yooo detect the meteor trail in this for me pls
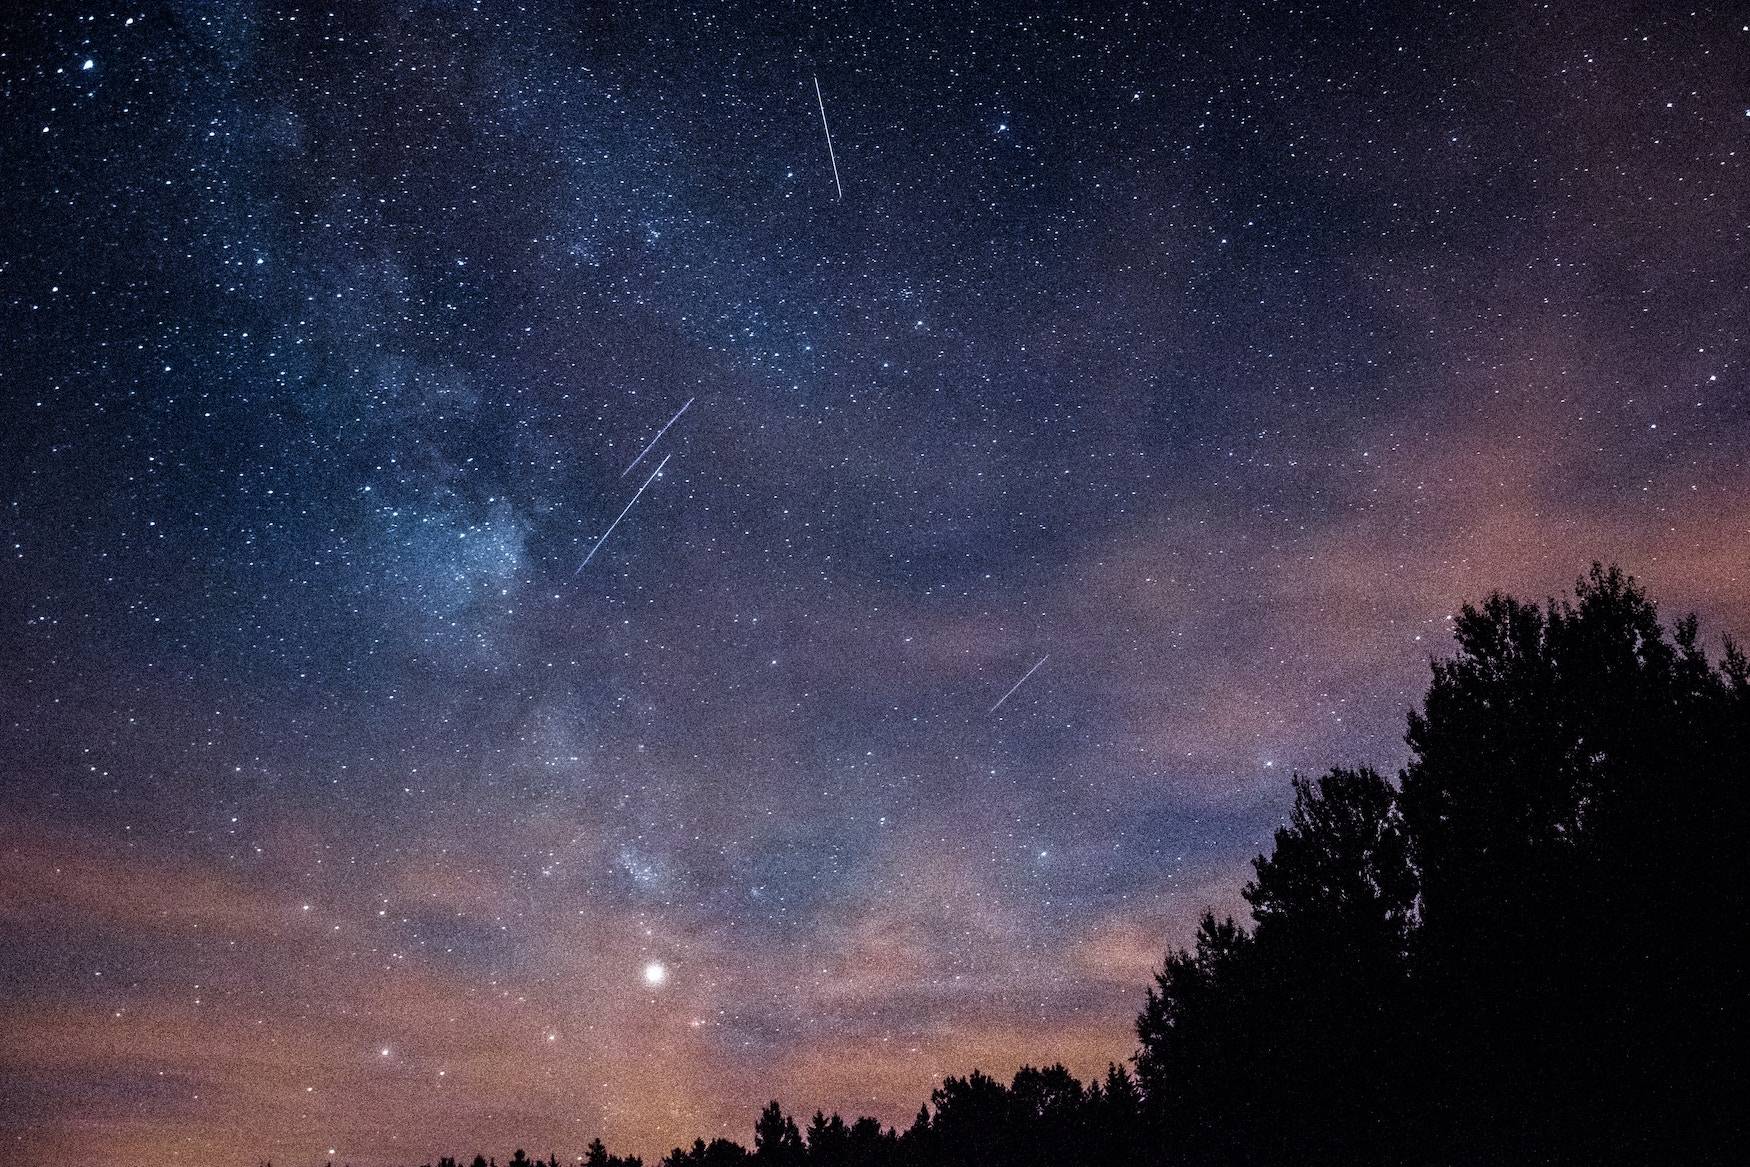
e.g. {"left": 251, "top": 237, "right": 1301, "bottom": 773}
{"left": 576, "top": 453, "right": 671, "bottom": 575}
{"left": 813, "top": 75, "right": 843, "bottom": 200}
{"left": 990, "top": 654, "right": 1050, "bottom": 713}
{"left": 622, "top": 397, "right": 694, "bottom": 478}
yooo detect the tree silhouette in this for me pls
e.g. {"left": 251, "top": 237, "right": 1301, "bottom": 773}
{"left": 1241, "top": 767, "right": 1416, "bottom": 1165}
{"left": 841, "top": 1115, "right": 897, "bottom": 1167}
{"left": 803, "top": 1111, "right": 850, "bottom": 1166}
{"left": 1396, "top": 565, "right": 1745, "bottom": 1162}
{"left": 753, "top": 1100, "right": 805, "bottom": 1166}
{"left": 661, "top": 1137, "right": 749, "bottom": 1167}
{"left": 1134, "top": 911, "right": 1256, "bottom": 1162}
{"left": 1136, "top": 564, "right": 1744, "bottom": 1164}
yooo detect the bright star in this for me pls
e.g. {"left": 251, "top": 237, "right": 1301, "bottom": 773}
{"left": 643, "top": 960, "right": 668, "bottom": 987}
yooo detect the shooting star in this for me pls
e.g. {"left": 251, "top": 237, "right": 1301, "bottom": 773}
{"left": 576, "top": 453, "right": 672, "bottom": 575}
{"left": 990, "top": 654, "right": 1050, "bottom": 713}
{"left": 813, "top": 74, "right": 843, "bottom": 200}
{"left": 622, "top": 396, "right": 693, "bottom": 477}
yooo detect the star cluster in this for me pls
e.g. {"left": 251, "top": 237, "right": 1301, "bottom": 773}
{"left": 1, "top": 2, "right": 1746, "bottom": 1163}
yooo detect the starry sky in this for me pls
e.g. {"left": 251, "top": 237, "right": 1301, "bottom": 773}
{"left": 2, "top": 2, "right": 1747, "bottom": 1163}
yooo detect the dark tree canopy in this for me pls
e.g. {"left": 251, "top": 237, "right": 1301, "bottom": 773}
{"left": 388, "top": 566, "right": 1740, "bottom": 1167}
{"left": 1136, "top": 565, "right": 1744, "bottom": 1165}
{"left": 1394, "top": 566, "right": 1745, "bottom": 1162}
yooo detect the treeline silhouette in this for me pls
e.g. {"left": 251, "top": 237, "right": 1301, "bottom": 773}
{"left": 365, "top": 566, "right": 1741, "bottom": 1167}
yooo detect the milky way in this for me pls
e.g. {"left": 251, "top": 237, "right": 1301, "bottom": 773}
{"left": 2, "top": 3, "right": 1746, "bottom": 1163}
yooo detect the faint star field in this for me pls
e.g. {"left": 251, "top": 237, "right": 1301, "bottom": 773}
{"left": 0, "top": 2, "right": 1746, "bottom": 1164}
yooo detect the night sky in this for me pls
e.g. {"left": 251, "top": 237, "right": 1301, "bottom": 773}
{"left": 2, "top": 2, "right": 1747, "bottom": 1163}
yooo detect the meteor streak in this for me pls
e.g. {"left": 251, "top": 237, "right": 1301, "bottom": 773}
{"left": 813, "top": 75, "right": 843, "bottom": 200}
{"left": 622, "top": 397, "right": 694, "bottom": 477}
{"left": 576, "top": 453, "right": 671, "bottom": 574}
{"left": 990, "top": 654, "right": 1050, "bottom": 713}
